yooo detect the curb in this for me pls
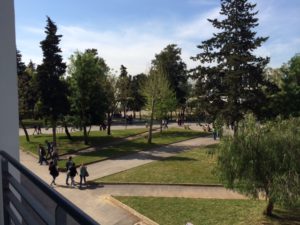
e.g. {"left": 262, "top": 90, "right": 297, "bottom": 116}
{"left": 96, "top": 182, "right": 223, "bottom": 187}
{"left": 105, "top": 195, "right": 159, "bottom": 225}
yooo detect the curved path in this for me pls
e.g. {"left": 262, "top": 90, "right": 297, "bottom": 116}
{"left": 19, "top": 136, "right": 245, "bottom": 225}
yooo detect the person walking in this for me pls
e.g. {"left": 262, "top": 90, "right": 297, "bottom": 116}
{"left": 38, "top": 144, "right": 48, "bottom": 165}
{"left": 65, "top": 156, "right": 73, "bottom": 185}
{"left": 79, "top": 163, "right": 89, "bottom": 187}
{"left": 45, "top": 140, "right": 53, "bottom": 159}
{"left": 49, "top": 161, "right": 59, "bottom": 186}
{"left": 69, "top": 163, "right": 78, "bottom": 187}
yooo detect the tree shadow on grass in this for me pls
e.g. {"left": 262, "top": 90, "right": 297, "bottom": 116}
{"left": 162, "top": 156, "right": 197, "bottom": 162}
{"left": 263, "top": 208, "right": 300, "bottom": 225}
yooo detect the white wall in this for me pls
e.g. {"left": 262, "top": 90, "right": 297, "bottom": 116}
{"left": 0, "top": 0, "right": 19, "bottom": 159}
{"left": 0, "top": 0, "right": 18, "bottom": 222}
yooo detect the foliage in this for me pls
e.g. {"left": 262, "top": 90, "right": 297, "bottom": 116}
{"left": 98, "top": 144, "right": 218, "bottom": 184}
{"left": 267, "top": 54, "right": 300, "bottom": 118}
{"left": 68, "top": 49, "right": 109, "bottom": 144}
{"left": 128, "top": 73, "right": 147, "bottom": 114}
{"left": 152, "top": 44, "right": 188, "bottom": 109}
{"left": 116, "top": 65, "right": 132, "bottom": 118}
{"left": 17, "top": 51, "right": 36, "bottom": 119}
{"left": 36, "top": 17, "right": 68, "bottom": 143}
{"left": 191, "top": 0, "right": 269, "bottom": 130}
{"left": 217, "top": 114, "right": 300, "bottom": 215}
{"left": 143, "top": 65, "right": 177, "bottom": 142}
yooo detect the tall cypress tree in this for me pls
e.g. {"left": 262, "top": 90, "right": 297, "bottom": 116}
{"left": 191, "top": 0, "right": 269, "bottom": 132}
{"left": 37, "top": 17, "right": 68, "bottom": 144}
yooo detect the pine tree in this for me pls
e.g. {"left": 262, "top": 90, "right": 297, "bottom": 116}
{"left": 37, "top": 17, "right": 68, "bottom": 144}
{"left": 191, "top": 0, "right": 269, "bottom": 132}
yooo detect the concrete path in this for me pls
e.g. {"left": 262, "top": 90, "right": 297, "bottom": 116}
{"left": 20, "top": 136, "right": 245, "bottom": 225}
{"left": 86, "top": 137, "right": 217, "bottom": 181}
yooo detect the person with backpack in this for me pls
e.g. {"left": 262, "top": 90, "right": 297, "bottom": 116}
{"left": 69, "top": 163, "right": 78, "bottom": 187}
{"left": 38, "top": 144, "right": 48, "bottom": 165}
{"left": 79, "top": 163, "right": 89, "bottom": 187}
{"left": 65, "top": 156, "right": 73, "bottom": 185}
{"left": 49, "top": 161, "right": 59, "bottom": 186}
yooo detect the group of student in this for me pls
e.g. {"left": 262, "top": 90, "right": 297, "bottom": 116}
{"left": 38, "top": 140, "right": 58, "bottom": 166}
{"left": 38, "top": 142, "right": 89, "bottom": 188}
{"left": 49, "top": 156, "right": 89, "bottom": 188}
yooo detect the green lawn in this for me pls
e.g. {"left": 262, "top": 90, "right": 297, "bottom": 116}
{"left": 57, "top": 129, "right": 207, "bottom": 168}
{"left": 97, "top": 145, "right": 219, "bottom": 184}
{"left": 116, "top": 197, "right": 300, "bottom": 225}
{"left": 20, "top": 128, "right": 148, "bottom": 155}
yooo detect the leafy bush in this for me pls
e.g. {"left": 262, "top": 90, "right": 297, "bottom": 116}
{"left": 217, "top": 114, "right": 300, "bottom": 216}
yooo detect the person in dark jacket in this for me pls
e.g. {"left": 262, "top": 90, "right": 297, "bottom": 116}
{"left": 69, "top": 163, "right": 78, "bottom": 187}
{"left": 65, "top": 156, "right": 73, "bottom": 185}
{"left": 49, "top": 161, "right": 59, "bottom": 186}
{"left": 38, "top": 144, "right": 48, "bottom": 165}
{"left": 79, "top": 163, "right": 89, "bottom": 187}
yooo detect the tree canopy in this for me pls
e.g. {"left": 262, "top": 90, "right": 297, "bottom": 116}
{"left": 217, "top": 114, "right": 300, "bottom": 216}
{"left": 68, "top": 49, "right": 109, "bottom": 144}
{"left": 152, "top": 44, "right": 188, "bottom": 111}
{"left": 36, "top": 17, "right": 68, "bottom": 143}
{"left": 191, "top": 0, "right": 269, "bottom": 131}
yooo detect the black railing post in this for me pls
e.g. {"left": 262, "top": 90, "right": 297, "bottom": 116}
{"left": 1, "top": 157, "right": 10, "bottom": 224}
{"left": 55, "top": 205, "right": 67, "bottom": 225}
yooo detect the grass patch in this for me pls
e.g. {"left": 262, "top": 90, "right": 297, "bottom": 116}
{"left": 57, "top": 128, "right": 207, "bottom": 168}
{"left": 20, "top": 128, "right": 148, "bottom": 155}
{"left": 97, "top": 144, "right": 219, "bottom": 184}
{"left": 116, "top": 197, "right": 300, "bottom": 225}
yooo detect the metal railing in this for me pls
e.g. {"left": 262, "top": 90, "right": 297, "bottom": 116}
{"left": 0, "top": 150, "right": 100, "bottom": 225}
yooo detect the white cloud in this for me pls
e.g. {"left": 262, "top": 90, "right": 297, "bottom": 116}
{"left": 175, "top": 7, "right": 220, "bottom": 40}
{"left": 16, "top": 1, "right": 300, "bottom": 75}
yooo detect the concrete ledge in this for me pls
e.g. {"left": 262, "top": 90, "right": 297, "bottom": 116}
{"left": 98, "top": 182, "right": 223, "bottom": 187}
{"left": 105, "top": 195, "right": 159, "bottom": 225}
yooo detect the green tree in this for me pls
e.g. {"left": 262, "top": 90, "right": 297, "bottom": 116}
{"left": 272, "top": 54, "right": 300, "bottom": 117}
{"left": 36, "top": 17, "right": 68, "bottom": 144}
{"left": 191, "top": 0, "right": 269, "bottom": 133}
{"left": 143, "top": 66, "right": 176, "bottom": 143}
{"left": 103, "top": 74, "right": 119, "bottom": 135}
{"left": 17, "top": 50, "right": 32, "bottom": 142}
{"left": 217, "top": 114, "right": 300, "bottom": 216}
{"left": 116, "top": 65, "right": 132, "bottom": 125}
{"left": 68, "top": 49, "right": 109, "bottom": 144}
{"left": 152, "top": 44, "right": 188, "bottom": 114}
{"left": 128, "top": 73, "right": 147, "bottom": 119}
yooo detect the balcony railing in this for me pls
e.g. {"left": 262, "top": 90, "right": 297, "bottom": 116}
{"left": 0, "top": 150, "right": 99, "bottom": 225}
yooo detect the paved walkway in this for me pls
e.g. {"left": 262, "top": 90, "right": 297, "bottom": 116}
{"left": 20, "top": 136, "right": 245, "bottom": 225}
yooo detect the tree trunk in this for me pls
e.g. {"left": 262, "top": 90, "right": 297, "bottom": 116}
{"left": 147, "top": 99, "right": 155, "bottom": 144}
{"left": 64, "top": 123, "right": 72, "bottom": 140}
{"left": 160, "top": 119, "right": 163, "bottom": 133}
{"left": 264, "top": 199, "right": 274, "bottom": 216}
{"left": 133, "top": 111, "right": 136, "bottom": 119}
{"left": 52, "top": 121, "right": 57, "bottom": 145}
{"left": 83, "top": 125, "right": 88, "bottom": 145}
{"left": 107, "top": 114, "right": 112, "bottom": 136}
{"left": 139, "top": 111, "right": 142, "bottom": 120}
{"left": 20, "top": 119, "right": 30, "bottom": 142}
{"left": 87, "top": 125, "right": 91, "bottom": 135}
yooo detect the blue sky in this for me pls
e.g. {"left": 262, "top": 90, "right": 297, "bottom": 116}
{"left": 15, "top": 0, "right": 300, "bottom": 75}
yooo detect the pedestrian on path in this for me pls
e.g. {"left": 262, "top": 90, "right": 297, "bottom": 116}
{"left": 65, "top": 156, "right": 73, "bottom": 185}
{"left": 38, "top": 144, "right": 48, "bottom": 165}
{"left": 69, "top": 163, "right": 78, "bottom": 187}
{"left": 45, "top": 140, "right": 53, "bottom": 159}
{"left": 49, "top": 161, "right": 59, "bottom": 186}
{"left": 79, "top": 163, "right": 89, "bottom": 187}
